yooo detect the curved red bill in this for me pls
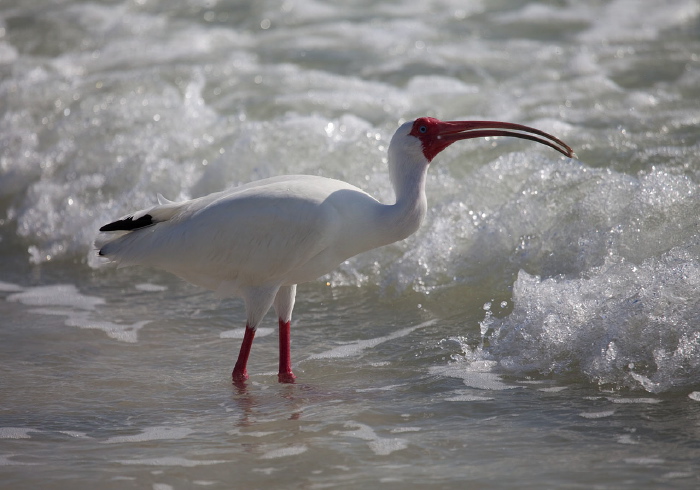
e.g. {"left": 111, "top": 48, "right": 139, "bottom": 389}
{"left": 437, "top": 120, "right": 576, "bottom": 158}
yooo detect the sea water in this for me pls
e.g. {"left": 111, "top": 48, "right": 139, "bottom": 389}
{"left": 1, "top": 0, "right": 700, "bottom": 488}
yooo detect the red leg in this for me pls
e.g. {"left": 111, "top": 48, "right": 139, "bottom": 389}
{"left": 278, "top": 319, "right": 296, "bottom": 383}
{"left": 232, "top": 325, "right": 255, "bottom": 384}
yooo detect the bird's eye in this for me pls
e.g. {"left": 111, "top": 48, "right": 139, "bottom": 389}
{"left": 419, "top": 126, "right": 427, "bottom": 133}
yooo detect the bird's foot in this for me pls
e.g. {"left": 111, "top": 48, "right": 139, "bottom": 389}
{"left": 232, "top": 368, "right": 249, "bottom": 386}
{"left": 278, "top": 371, "right": 296, "bottom": 384}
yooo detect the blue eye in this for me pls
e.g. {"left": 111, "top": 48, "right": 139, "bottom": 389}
{"left": 419, "top": 126, "right": 427, "bottom": 133}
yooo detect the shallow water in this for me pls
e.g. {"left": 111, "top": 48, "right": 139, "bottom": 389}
{"left": 1, "top": 0, "right": 700, "bottom": 488}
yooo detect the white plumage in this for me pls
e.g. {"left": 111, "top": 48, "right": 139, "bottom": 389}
{"left": 98, "top": 117, "right": 573, "bottom": 384}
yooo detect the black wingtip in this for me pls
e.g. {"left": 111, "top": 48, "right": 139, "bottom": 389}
{"left": 99, "top": 214, "right": 154, "bottom": 232}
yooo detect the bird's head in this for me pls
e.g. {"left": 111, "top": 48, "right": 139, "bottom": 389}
{"left": 407, "top": 116, "right": 575, "bottom": 162}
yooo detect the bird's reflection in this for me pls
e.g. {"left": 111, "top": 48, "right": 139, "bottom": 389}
{"left": 229, "top": 377, "right": 313, "bottom": 427}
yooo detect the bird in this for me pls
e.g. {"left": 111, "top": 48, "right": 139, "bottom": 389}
{"left": 97, "top": 117, "right": 574, "bottom": 385}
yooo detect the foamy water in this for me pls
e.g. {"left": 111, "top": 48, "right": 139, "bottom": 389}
{"left": 1, "top": 0, "right": 700, "bottom": 488}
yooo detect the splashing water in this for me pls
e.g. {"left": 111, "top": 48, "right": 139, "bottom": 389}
{"left": 2, "top": 0, "right": 700, "bottom": 488}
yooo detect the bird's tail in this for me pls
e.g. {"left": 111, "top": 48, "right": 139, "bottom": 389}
{"left": 96, "top": 194, "right": 186, "bottom": 265}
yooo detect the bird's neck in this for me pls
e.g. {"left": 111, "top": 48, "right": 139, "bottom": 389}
{"left": 383, "top": 153, "right": 429, "bottom": 242}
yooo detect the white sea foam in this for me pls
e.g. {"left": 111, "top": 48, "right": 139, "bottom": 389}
{"left": 0, "top": 427, "right": 35, "bottom": 439}
{"left": 445, "top": 394, "right": 495, "bottom": 402}
{"left": 0, "top": 455, "right": 38, "bottom": 466}
{"left": 616, "top": 434, "right": 639, "bottom": 445}
{"left": 103, "top": 426, "right": 194, "bottom": 444}
{"left": 6, "top": 284, "right": 149, "bottom": 342}
{"left": 63, "top": 311, "right": 148, "bottom": 343}
{"left": 114, "top": 457, "right": 226, "bottom": 467}
{"left": 578, "top": 410, "right": 616, "bottom": 419}
{"left": 7, "top": 285, "right": 104, "bottom": 310}
{"left": 431, "top": 361, "right": 515, "bottom": 391}
{"left": 135, "top": 283, "right": 168, "bottom": 292}
{"left": 367, "top": 439, "right": 409, "bottom": 457}
{"left": 332, "top": 422, "right": 408, "bottom": 456}
{"left": 389, "top": 427, "right": 421, "bottom": 433}
{"left": 467, "top": 240, "right": 700, "bottom": 392}
{"left": 624, "top": 457, "right": 665, "bottom": 466}
{"left": 260, "top": 445, "right": 308, "bottom": 459}
{"left": 309, "top": 320, "right": 436, "bottom": 359}
{"left": 608, "top": 397, "right": 662, "bottom": 405}
{"left": 58, "top": 431, "right": 91, "bottom": 438}
{"left": 355, "top": 384, "right": 406, "bottom": 393}
{"left": 0, "top": 281, "right": 24, "bottom": 292}
{"left": 538, "top": 386, "right": 568, "bottom": 393}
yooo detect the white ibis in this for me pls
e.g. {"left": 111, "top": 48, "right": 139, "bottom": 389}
{"left": 98, "top": 117, "right": 574, "bottom": 384}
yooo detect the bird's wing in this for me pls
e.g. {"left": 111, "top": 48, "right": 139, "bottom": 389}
{"left": 98, "top": 176, "right": 357, "bottom": 292}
